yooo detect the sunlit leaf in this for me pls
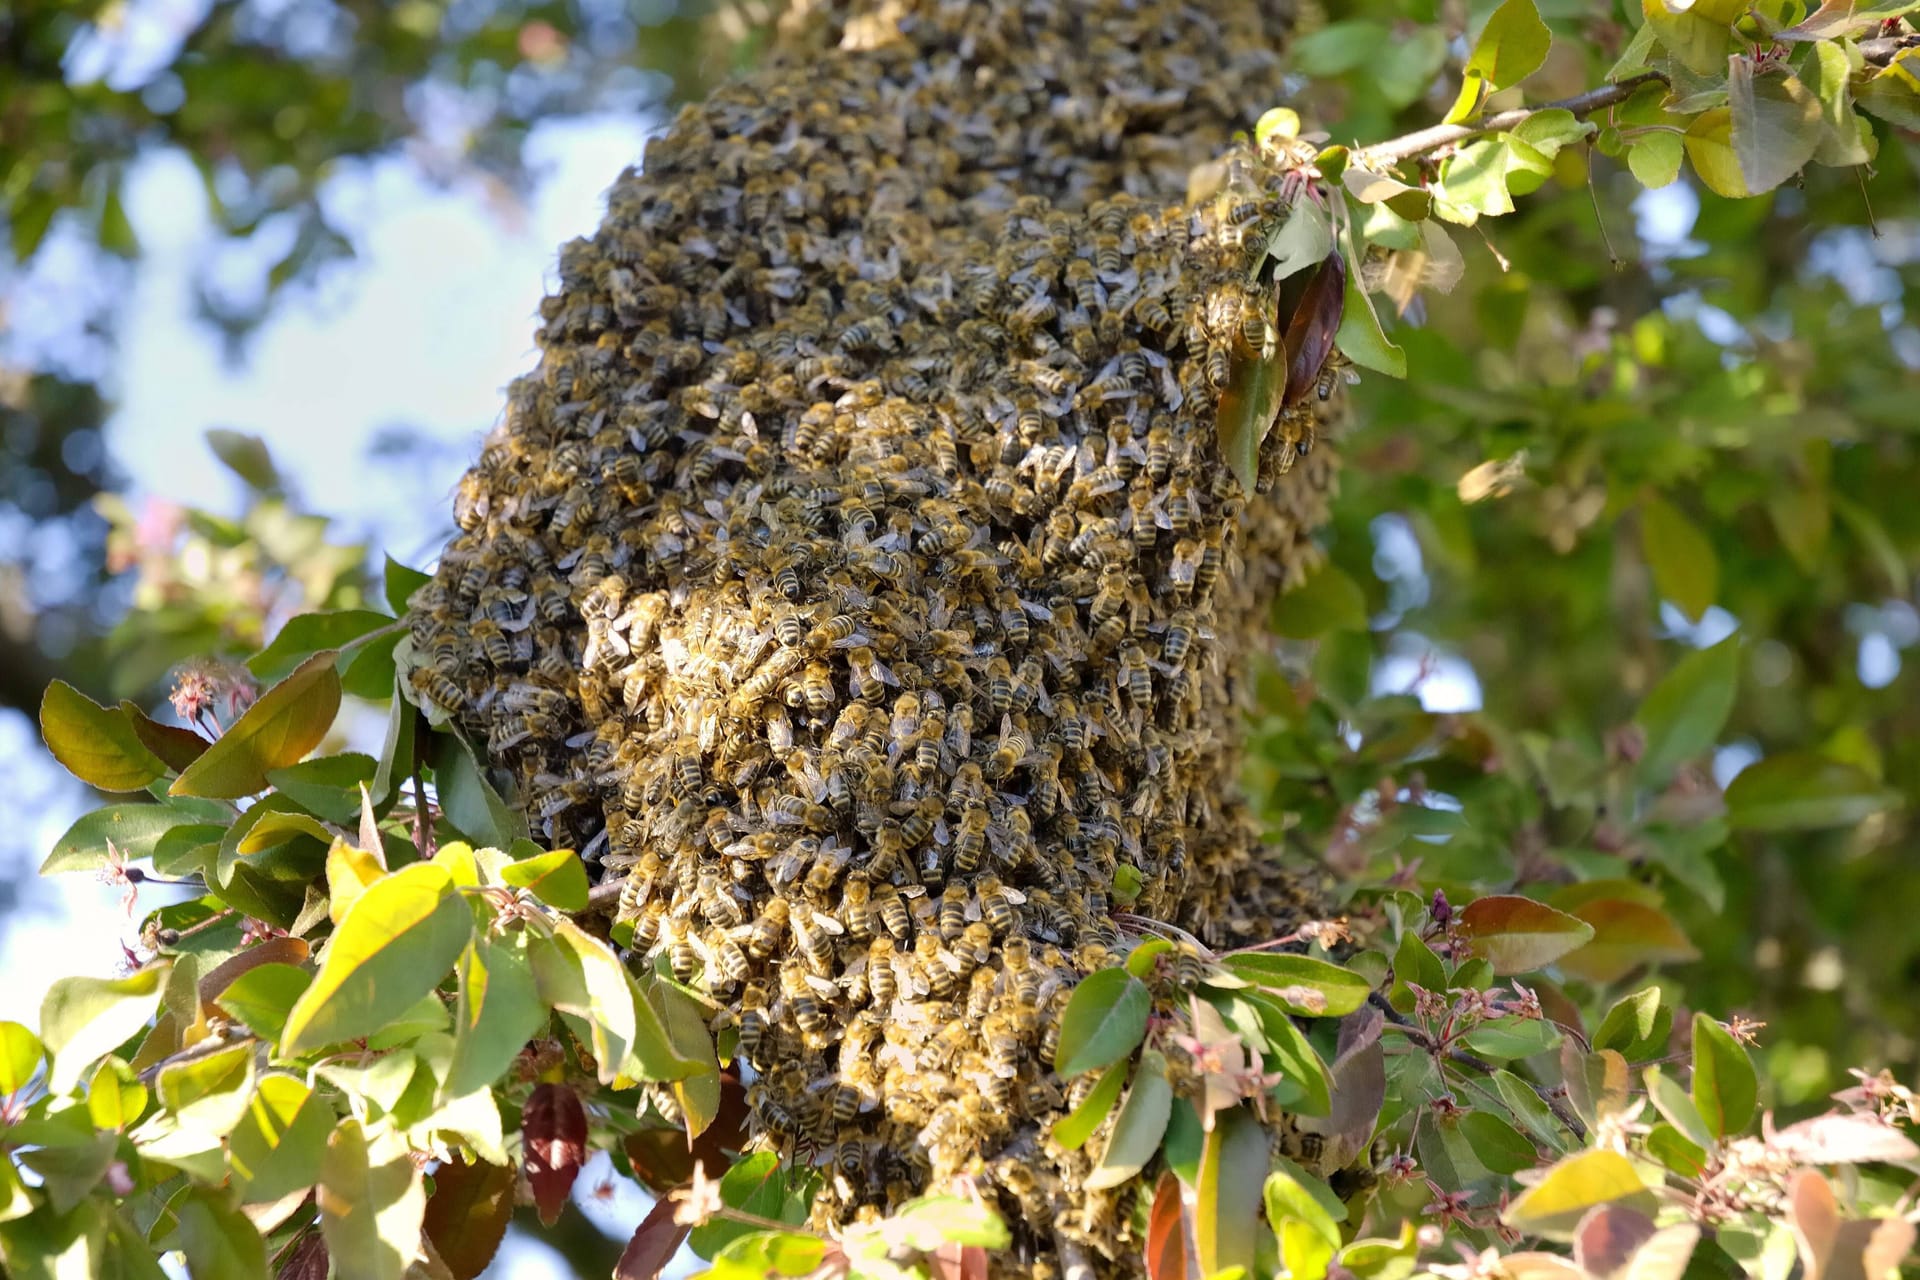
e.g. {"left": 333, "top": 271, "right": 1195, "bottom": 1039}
{"left": 447, "top": 931, "right": 545, "bottom": 1101}
{"left": 500, "top": 845, "right": 590, "bottom": 912}
{"left": 1195, "top": 1107, "right": 1267, "bottom": 1279}
{"left": 1683, "top": 108, "right": 1749, "bottom": 197}
{"left": 39, "top": 681, "right": 170, "bottom": 792}
{"left": 1503, "top": 1149, "right": 1656, "bottom": 1240}
{"left": 1055, "top": 968, "right": 1151, "bottom": 1078}
{"left": 1457, "top": 896, "right": 1595, "bottom": 974}
{"left": 530, "top": 919, "right": 694, "bottom": 1084}
{"left": 1465, "top": 0, "right": 1551, "bottom": 91}
{"left": 172, "top": 652, "right": 343, "bottom": 799}
{"left": 1691, "top": 1012, "right": 1756, "bottom": 1140}
{"left": 0, "top": 1022, "right": 44, "bottom": 1096}
{"left": 1642, "top": 0, "right": 1748, "bottom": 73}
{"left": 318, "top": 1118, "right": 426, "bottom": 1280}
{"left": 1333, "top": 260, "right": 1405, "bottom": 378}
{"left": 1593, "top": 987, "right": 1671, "bottom": 1060}
{"left": 1770, "top": 1111, "right": 1920, "bottom": 1165}
{"left": 1261, "top": 201, "right": 1333, "bottom": 282}
{"left": 41, "top": 963, "right": 169, "bottom": 1095}
{"left": 1645, "top": 1066, "right": 1714, "bottom": 1149}
{"left": 280, "top": 862, "right": 471, "bottom": 1056}
{"left": 1216, "top": 953, "right": 1370, "bottom": 1016}
{"left": 1627, "top": 132, "right": 1685, "bottom": 188}
{"left": 229, "top": 1074, "right": 335, "bottom": 1205}
{"left": 1780, "top": 0, "right": 1920, "bottom": 40}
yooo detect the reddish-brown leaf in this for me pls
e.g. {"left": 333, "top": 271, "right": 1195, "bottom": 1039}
{"left": 523, "top": 1082, "right": 588, "bottom": 1226}
{"left": 614, "top": 1194, "right": 691, "bottom": 1280}
{"left": 1145, "top": 1170, "right": 1190, "bottom": 1280}
{"left": 1573, "top": 1202, "right": 1657, "bottom": 1275}
{"left": 929, "top": 1241, "right": 990, "bottom": 1280}
{"left": 275, "top": 1231, "right": 329, "bottom": 1280}
{"left": 422, "top": 1157, "right": 515, "bottom": 1280}
{"left": 624, "top": 1070, "right": 750, "bottom": 1195}
{"left": 120, "top": 701, "right": 210, "bottom": 771}
{"left": 197, "top": 936, "right": 312, "bottom": 1020}
{"left": 1281, "top": 252, "right": 1346, "bottom": 407}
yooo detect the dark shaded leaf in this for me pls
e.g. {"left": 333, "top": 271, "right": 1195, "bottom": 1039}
{"left": 614, "top": 1195, "right": 692, "bottom": 1280}
{"left": 1724, "top": 755, "right": 1900, "bottom": 830}
{"left": 119, "top": 702, "right": 211, "bottom": 772}
{"left": 1282, "top": 252, "right": 1346, "bottom": 406}
{"left": 422, "top": 1157, "right": 514, "bottom": 1280}
{"left": 523, "top": 1083, "right": 589, "bottom": 1227}
{"left": 1458, "top": 896, "right": 1594, "bottom": 975}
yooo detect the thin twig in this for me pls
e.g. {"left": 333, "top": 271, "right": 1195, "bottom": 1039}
{"left": 1356, "top": 72, "right": 1665, "bottom": 168}
{"left": 1369, "top": 992, "right": 1589, "bottom": 1140}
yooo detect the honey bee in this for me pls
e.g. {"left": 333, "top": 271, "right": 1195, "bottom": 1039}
{"left": 986, "top": 721, "right": 1032, "bottom": 779}
{"left": 874, "top": 884, "right": 911, "bottom": 940}
{"left": 867, "top": 936, "right": 900, "bottom": 1003}
{"left": 408, "top": 667, "right": 467, "bottom": 715}
{"left": 938, "top": 884, "right": 969, "bottom": 939}
{"left": 800, "top": 662, "right": 836, "bottom": 717}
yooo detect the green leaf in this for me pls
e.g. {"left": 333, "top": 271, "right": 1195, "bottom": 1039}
{"left": 1235, "top": 990, "right": 1333, "bottom": 1116}
{"left": 1645, "top": 1066, "right": 1715, "bottom": 1149}
{"left": 1087, "top": 1049, "right": 1175, "bottom": 1189}
{"left": 1291, "top": 21, "right": 1390, "bottom": 75}
{"left": 38, "top": 681, "right": 168, "bottom": 792}
{"left": 1216, "top": 302, "right": 1288, "bottom": 496}
{"left": 1457, "top": 896, "right": 1595, "bottom": 975}
{"left": 1055, "top": 968, "right": 1152, "bottom": 1078}
{"left": 279, "top": 863, "right": 472, "bottom": 1057}
{"left": 447, "top": 931, "right": 546, "bottom": 1101}
{"left": 1644, "top": 1122, "right": 1709, "bottom": 1177}
{"left": 1460, "top": 1109, "right": 1540, "bottom": 1174}
{"left": 1627, "top": 132, "right": 1686, "bottom": 188}
{"left": 689, "top": 1153, "right": 809, "bottom": 1259}
{"left": 1262, "top": 200, "right": 1334, "bottom": 282}
{"left": 648, "top": 977, "right": 723, "bottom": 1140}
{"left": 41, "top": 964, "right": 169, "bottom": 1095}
{"left": 319, "top": 1119, "right": 427, "bottom": 1280}
{"left": 1594, "top": 988, "right": 1671, "bottom": 1060}
{"left": 1465, "top": 0, "right": 1552, "bottom": 91}
{"left": 1725, "top": 754, "right": 1899, "bottom": 830}
{"left": 1052, "top": 1057, "right": 1130, "bottom": 1151}
{"left": 157, "top": 1041, "right": 256, "bottom": 1137}
{"left": 1334, "top": 267, "right": 1406, "bottom": 378}
{"left": 371, "top": 685, "right": 420, "bottom": 809}
{"left": 1801, "top": 42, "right": 1875, "bottom": 165}
{"left": 0, "top": 1022, "right": 44, "bottom": 1095}
{"left": 1459, "top": 1014, "right": 1563, "bottom": 1060}
{"left": 1436, "top": 139, "right": 1518, "bottom": 218}
{"left": 18, "top": 1131, "right": 118, "bottom": 1215}
{"left": 431, "top": 731, "right": 525, "bottom": 848}
{"left": 531, "top": 919, "right": 694, "bottom": 1084}
{"left": 500, "top": 846, "right": 590, "bottom": 912}
{"left": 267, "top": 753, "right": 378, "bottom": 824}
{"left": 1271, "top": 563, "right": 1368, "bottom": 638}
{"left": 171, "top": 652, "right": 343, "bottom": 799}
{"left": 248, "top": 611, "right": 393, "bottom": 683}
{"left": 1856, "top": 53, "right": 1920, "bottom": 128}
{"left": 229, "top": 1073, "right": 335, "bottom": 1204}
{"left": 1214, "top": 953, "right": 1371, "bottom": 1016}
{"left": 1509, "top": 109, "right": 1596, "bottom": 157}
{"left": 384, "top": 556, "right": 432, "bottom": 616}
{"left": 1683, "top": 108, "right": 1749, "bottom": 197}
{"left": 1502, "top": 1149, "right": 1656, "bottom": 1240}
{"left": 1195, "top": 1107, "right": 1268, "bottom": 1278}
{"left": 205, "top": 429, "right": 281, "bottom": 493}
{"left": 217, "top": 964, "right": 312, "bottom": 1042}
{"left": 1639, "top": 494, "right": 1719, "bottom": 624}
{"left": 1728, "top": 60, "right": 1822, "bottom": 194}
{"left": 1390, "top": 932, "right": 1446, "bottom": 1007}
{"left": 170, "top": 1188, "right": 269, "bottom": 1280}
{"left": 1265, "top": 1161, "right": 1345, "bottom": 1246}
{"left": 1690, "top": 1012, "right": 1756, "bottom": 1140}
{"left": 1635, "top": 635, "right": 1738, "bottom": 782}
{"left": 1494, "top": 1070, "right": 1573, "bottom": 1152}
{"left": 1643, "top": 0, "right": 1748, "bottom": 73}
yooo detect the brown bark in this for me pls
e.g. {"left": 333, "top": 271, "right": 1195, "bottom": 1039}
{"left": 414, "top": 0, "right": 1341, "bottom": 1270}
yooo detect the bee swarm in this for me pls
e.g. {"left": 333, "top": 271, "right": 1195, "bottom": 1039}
{"left": 414, "top": 0, "right": 1341, "bottom": 1270}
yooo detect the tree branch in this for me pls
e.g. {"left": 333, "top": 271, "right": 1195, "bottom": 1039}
{"left": 1356, "top": 72, "right": 1666, "bottom": 169}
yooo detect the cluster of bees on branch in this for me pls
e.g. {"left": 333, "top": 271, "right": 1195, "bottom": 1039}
{"left": 412, "top": 0, "right": 1342, "bottom": 1268}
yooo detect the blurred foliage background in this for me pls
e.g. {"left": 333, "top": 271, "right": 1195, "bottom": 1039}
{"left": 2, "top": 0, "right": 1917, "bottom": 1255}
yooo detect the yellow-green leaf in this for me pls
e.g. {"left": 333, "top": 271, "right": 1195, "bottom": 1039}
{"left": 1195, "top": 1107, "right": 1268, "bottom": 1278}
{"left": 1725, "top": 755, "right": 1900, "bottom": 830}
{"left": 1683, "top": 108, "right": 1749, "bottom": 197}
{"left": 1503, "top": 1149, "right": 1656, "bottom": 1240}
{"left": 230, "top": 1074, "right": 336, "bottom": 1204}
{"left": 1051, "top": 1058, "right": 1129, "bottom": 1151}
{"left": 39, "top": 681, "right": 168, "bottom": 792}
{"left": 447, "top": 932, "right": 546, "bottom": 1101}
{"left": 500, "top": 846, "right": 590, "bottom": 912}
{"left": 1465, "top": 0, "right": 1552, "bottom": 90}
{"left": 0, "top": 1022, "right": 43, "bottom": 1095}
{"left": 171, "top": 652, "right": 343, "bottom": 799}
{"left": 41, "top": 963, "right": 170, "bottom": 1095}
{"left": 1643, "top": 0, "right": 1748, "bottom": 73}
{"left": 319, "top": 1119, "right": 426, "bottom": 1280}
{"left": 280, "top": 863, "right": 472, "bottom": 1057}
{"left": 531, "top": 919, "right": 694, "bottom": 1084}
{"left": 1635, "top": 634, "right": 1739, "bottom": 783}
